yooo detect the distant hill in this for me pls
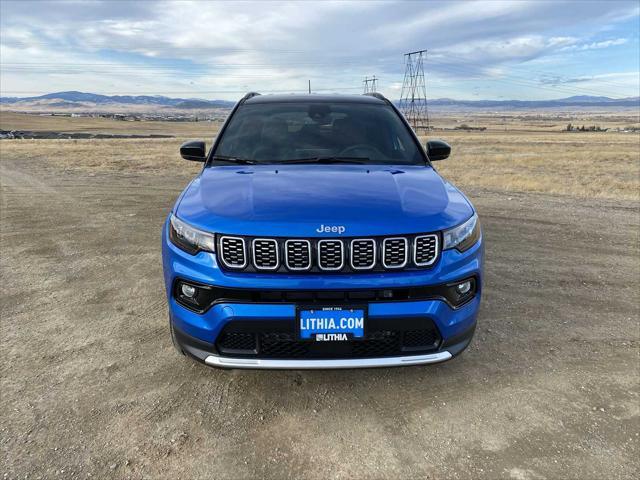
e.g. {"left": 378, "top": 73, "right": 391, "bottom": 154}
{"left": 1, "top": 91, "right": 638, "bottom": 110}
{"left": 424, "top": 96, "right": 639, "bottom": 108}
{"left": 0, "top": 91, "right": 236, "bottom": 109}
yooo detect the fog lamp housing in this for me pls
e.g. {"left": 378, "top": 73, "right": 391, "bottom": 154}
{"left": 443, "top": 277, "right": 477, "bottom": 308}
{"left": 174, "top": 280, "right": 218, "bottom": 313}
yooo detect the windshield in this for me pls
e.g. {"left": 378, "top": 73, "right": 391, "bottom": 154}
{"left": 213, "top": 102, "right": 425, "bottom": 165}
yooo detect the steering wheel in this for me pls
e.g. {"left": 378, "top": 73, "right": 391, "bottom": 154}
{"left": 338, "top": 144, "right": 385, "bottom": 159}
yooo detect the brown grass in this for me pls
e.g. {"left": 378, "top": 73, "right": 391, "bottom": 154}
{"left": 1, "top": 114, "right": 638, "bottom": 201}
{"left": 427, "top": 130, "right": 640, "bottom": 200}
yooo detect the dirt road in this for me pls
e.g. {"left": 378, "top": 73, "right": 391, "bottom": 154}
{"left": 1, "top": 154, "right": 638, "bottom": 479}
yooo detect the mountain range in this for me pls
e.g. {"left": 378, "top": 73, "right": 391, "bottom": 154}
{"left": 0, "top": 91, "right": 235, "bottom": 109}
{"left": 1, "top": 91, "right": 638, "bottom": 110}
{"left": 426, "top": 95, "right": 639, "bottom": 108}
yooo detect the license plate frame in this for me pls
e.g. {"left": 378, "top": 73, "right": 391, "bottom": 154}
{"left": 297, "top": 305, "right": 367, "bottom": 342}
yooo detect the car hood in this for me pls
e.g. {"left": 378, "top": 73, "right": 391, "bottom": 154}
{"left": 175, "top": 164, "right": 473, "bottom": 237}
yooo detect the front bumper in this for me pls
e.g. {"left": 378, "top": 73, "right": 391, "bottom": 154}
{"left": 162, "top": 218, "right": 483, "bottom": 369}
{"left": 172, "top": 321, "right": 475, "bottom": 369}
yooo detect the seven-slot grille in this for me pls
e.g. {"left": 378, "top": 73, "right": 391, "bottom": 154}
{"left": 217, "top": 234, "right": 440, "bottom": 272}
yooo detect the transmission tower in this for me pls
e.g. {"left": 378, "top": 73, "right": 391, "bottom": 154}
{"left": 399, "top": 50, "right": 429, "bottom": 131}
{"left": 363, "top": 75, "right": 378, "bottom": 94}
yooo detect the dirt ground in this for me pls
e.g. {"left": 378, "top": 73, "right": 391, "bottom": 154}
{"left": 1, "top": 137, "right": 639, "bottom": 479}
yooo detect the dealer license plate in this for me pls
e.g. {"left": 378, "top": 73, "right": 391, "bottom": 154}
{"left": 298, "top": 306, "right": 366, "bottom": 341}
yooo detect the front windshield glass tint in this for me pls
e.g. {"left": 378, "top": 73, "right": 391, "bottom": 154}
{"left": 214, "top": 102, "right": 424, "bottom": 165}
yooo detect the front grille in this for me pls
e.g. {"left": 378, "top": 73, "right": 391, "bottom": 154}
{"left": 219, "top": 236, "right": 247, "bottom": 268}
{"left": 317, "top": 240, "right": 344, "bottom": 270}
{"left": 383, "top": 238, "right": 408, "bottom": 268}
{"left": 217, "top": 233, "right": 440, "bottom": 273}
{"left": 252, "top": 239, "right": 279, "bottom": 270}
{"left": 215, "top": 318, "right": 441, "bottom": 359}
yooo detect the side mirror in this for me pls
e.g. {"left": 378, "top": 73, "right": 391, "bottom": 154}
{"left": 426, "top": 139, "right": 451, "bottom": 161}
{"left": 180, "top": 140, "right": 206, "bottom": 161}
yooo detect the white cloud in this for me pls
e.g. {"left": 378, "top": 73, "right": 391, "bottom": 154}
{"left": 0, "top": 0, "right": 638, "bottom": 99}
{"left": 577, "top": 38, "right": 629, "bottom": 50}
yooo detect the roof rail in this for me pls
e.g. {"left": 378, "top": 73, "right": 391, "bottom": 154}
{"left": 363, "top": 92, "right": 390, "bottom": 104}
{"left": 240, "top": 91, "right": 261, "bottom": 104}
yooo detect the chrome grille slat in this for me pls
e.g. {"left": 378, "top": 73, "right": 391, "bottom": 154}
{"left": 317, "top": 240, "right": 344, "bottom": 271}
{"left": 414, "top": 234, "right": 439, "bottom": 266}
{"left": 252, "top": 238, "right": 279, "bottom": 270}
{"left": 219, "top": 236, "right": 247, "bottom": 269}
{"left": 382, "top": 237, "right": 408, "bottom": 269}
{"left": 285, "top": 240, "right": 312, "bottom": 270}
{"left": 350, "top": 239, "right": 376, "bottom": 270}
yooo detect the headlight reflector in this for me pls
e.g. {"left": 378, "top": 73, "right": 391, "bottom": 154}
{"left": 443, "top": 213, "right": 480, "bottom": 252}
{"left": 168, "top": 214, "right": 216, "bottom": 255}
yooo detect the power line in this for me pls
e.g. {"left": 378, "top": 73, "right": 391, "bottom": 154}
{"left": 426, "top": 60, "right": 627, "bottom": 99}
{"left": 2, "top": 35, "right": 635, "bottom": 93}
{"left": 1, "top": 56, "right": 633, "bottom": 99}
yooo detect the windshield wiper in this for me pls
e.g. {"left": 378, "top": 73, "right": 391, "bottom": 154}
{"left": 280, "top": 156, "right": 370, "bottom": 164}
{"left": 212, "top": 155, "right": 256, "bottom": 165}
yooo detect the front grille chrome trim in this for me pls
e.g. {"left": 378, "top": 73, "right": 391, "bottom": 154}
{"left": 218, "top": 234, "right": 441, "bottom": 272}
{"left": 284, "top": 239, "right": 312, "bottom": 271}
{"left": 350, "top": 238, "right": 377, "bottom": 270}
{"left": 204, "top": 351, "right": 453, "bottom": 369}
{"left": 219, "top": 235, "right": 248, "bottom": 269}
{"left": 251, "top": 238, "right": 280, "bottom": 271}
{"left": 317, "top": 239, "right": 345, "bottom": 271}
{"left": 413, "top": 234, "right": 439, "bottom": 267}
{"left": 382, "top": 237, "right": 409, "bottom": 269}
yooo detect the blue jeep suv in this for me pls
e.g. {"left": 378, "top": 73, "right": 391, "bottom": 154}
{"left": 162, "top": 92, "right": 483, "bottom": 369}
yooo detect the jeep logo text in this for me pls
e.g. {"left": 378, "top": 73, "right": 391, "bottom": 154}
{"left": 316, "top": 224, "right": 346, "bottom": 234}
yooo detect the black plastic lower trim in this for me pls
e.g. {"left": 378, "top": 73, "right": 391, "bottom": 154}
{"left": 440, "top": 323, "right": 476, "bottom": 357}
{"left": 172, "top": 325, "right": 217, "bottom": 363}
{"left": 173, "top": 277, "right": 478, "bottom": 313}
{"left": 171, "top": 319, "right": 476, "bottom": 366}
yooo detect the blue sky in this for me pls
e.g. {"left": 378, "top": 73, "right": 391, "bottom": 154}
{"left": 1, "top": 0, "right": 638, "bottom": 100}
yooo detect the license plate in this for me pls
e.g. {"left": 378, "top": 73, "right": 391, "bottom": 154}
{"left": 298, "top": 306, "right": 366, "bottom": 341}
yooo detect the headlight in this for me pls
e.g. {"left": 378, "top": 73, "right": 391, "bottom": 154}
{"left": 443, "top": 213, "right": 480, "bottom": 252}
{"left": 168, "top": 214, "right": 216, "bottom": 255}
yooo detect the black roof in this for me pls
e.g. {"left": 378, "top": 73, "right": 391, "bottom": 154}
{"left": 244, "top": 93, "right": 387, "bottom": 105}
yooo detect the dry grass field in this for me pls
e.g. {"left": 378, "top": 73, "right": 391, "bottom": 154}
{"left": 1, "top": 110, "right": 639, "bottom": 479}
{"left": 434, "top": 130, "right": 640, "bottom": 200}
{"left": 1, "top": 110, "right": 638, "bottom": 200}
